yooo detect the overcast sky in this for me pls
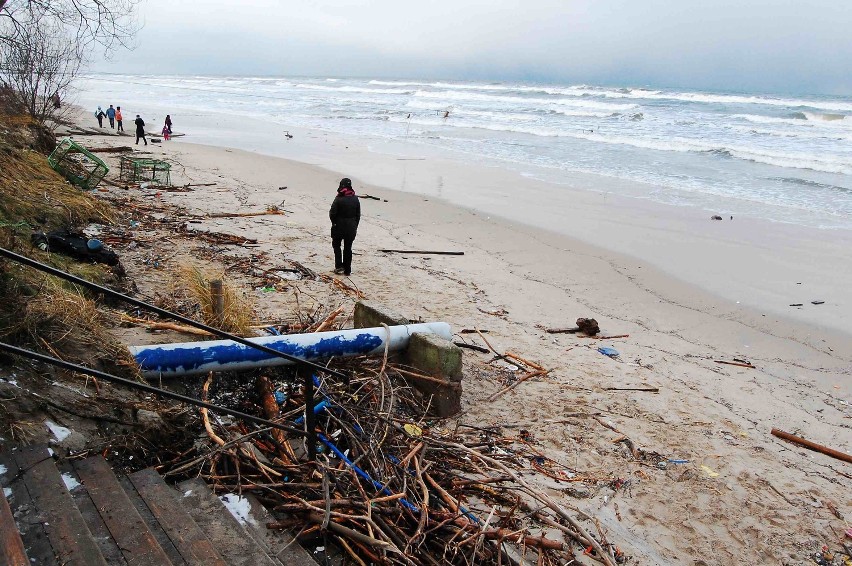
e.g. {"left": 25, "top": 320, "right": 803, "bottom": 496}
{"left": 103, "top": 0, "right": 852, "bottom": 94}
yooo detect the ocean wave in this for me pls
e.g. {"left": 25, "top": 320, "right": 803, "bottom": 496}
{"left": 770, "top": 177, "right": 852, "bottom": 194}
{"left": 295, "top": 84, "right": 414, "bottom": 95}
{"left": 412, "top": 89, "right": 635, "bottom": 111}
{"left": 548, "top": 86, "right": 852, "bottom": 113}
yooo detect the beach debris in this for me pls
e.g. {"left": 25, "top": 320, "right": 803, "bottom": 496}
{"left": 88, "top": 146, "right": 134, "bottom": 153}
{"left": 31, "top": 230, "right": 120, "bottom": 267}
{"left": 711, "top": 215, "right": 723, "bottom": 220}
{"left": 598, "top": 346, "right": 620, "bottom": 358}
{"left": 546, "top": 317, "right": 600, "bottom": 335}
{"left": 771, "top": 428, "right": 852, "bottom": 464}
{"left": 207, "top": 205, "right": 284, "bottom": 218}
{"left": 378, "top": 249, "right": 464, "bottom": 255}
{"left": 603, "top": 386, "right": 659, "bottom": 393}
{"left": 812, "top": 300, "right": 825, "bottom": 305}
{"left": 714, "top": 359, "right": 756, "bottom": 369}
{"left": 453, "top": 341, "right": 490, "bottom": 353}
{"left": 789, "top": 303, "right": 803, "bottom": 307}
{"left": 358, "top": 194, "right": 382, "bottom": 201}
{"left": 700, "top": 465, "right": 720, "bottom": 478}
{"left": 48, "top": 138, "right": 110, "bottom": 190}
{"left": 284, "top": 131, "right": 293, "bottom": 139}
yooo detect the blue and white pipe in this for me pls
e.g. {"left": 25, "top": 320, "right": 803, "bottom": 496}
{"left": 130, "top": 323, "right": 452, "bottom": 378}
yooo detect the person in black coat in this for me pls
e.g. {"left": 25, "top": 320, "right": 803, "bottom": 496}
{"left": 134, "top": 114, "right": 147, "bottom": 146}
{"left": 329, "top": 178, "right": 360, "bottom": 275}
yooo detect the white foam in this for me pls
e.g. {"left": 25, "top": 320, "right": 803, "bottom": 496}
{"left": 45, "top": 421, "right": 72, "bottom": 442}
{"left": 219, "top": 494, "right": 258, "bottom": 527}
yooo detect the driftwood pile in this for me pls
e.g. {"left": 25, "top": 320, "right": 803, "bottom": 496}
{"left": 158, "top": 355, "right": 624, "bottom": 566}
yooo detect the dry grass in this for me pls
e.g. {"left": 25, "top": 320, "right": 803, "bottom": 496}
{"left": 0, "top": 275, "right": 139, "bottom": 378}
{"left": 0, "top": 147, "right": 115, "bottom": 229}
{"left": 177, "top": 264, "right": 255, "bottom": 336}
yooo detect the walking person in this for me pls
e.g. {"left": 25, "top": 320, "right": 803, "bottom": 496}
{"left": 134, "top": 114, "right": 147, "bottom": 146}
{"left": 116, "top": 106, "right": 124, "bottom": 132}
{"left": 329, "top": 178, "right": 360, "bottom": 276}
{"left": 106, "top": 105, "right": 116, "bottom": 128}
{"left": 164, "top": 114, "right": 172, "bottom": 134}
{"left": 95, "top": 106, "right": 105, "bottom": 127}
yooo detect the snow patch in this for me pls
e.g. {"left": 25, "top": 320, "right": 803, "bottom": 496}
{"left": 45, "top": 421, "right": 72, "bottom": 442}
{"left": 219, "top": 494, "right": 258, "bottom": 527}
{"left": 3, "top": 487, "right": 11, "bottom": 499}
{"left": 61, "top": 473, "right": 81, "bottom": 491}
{"left": 0, "top": 464, "right": 7, "bottom": 476}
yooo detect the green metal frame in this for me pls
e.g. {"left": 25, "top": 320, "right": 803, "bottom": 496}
{"left": 47, "top": 138, "right": 109, "bottom": 190}
{"left": 119, "top": 156, "right": 171, "bottom": 186}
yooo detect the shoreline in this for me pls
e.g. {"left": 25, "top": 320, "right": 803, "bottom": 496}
{"left": 67, "top": 114, "right": 852, "bottom": 564}
{"left": 116, "top": 106, "right": 851, "bottom": 337}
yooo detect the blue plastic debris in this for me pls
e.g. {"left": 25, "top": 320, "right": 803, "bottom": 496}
{"left": 273, "top": 391, "right": 287, "bottom": 404}
{"left": 597, "top": 346, "right": 620, "bottom": 358}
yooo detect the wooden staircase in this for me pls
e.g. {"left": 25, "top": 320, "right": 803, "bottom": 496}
{"left": 1, "top": 445, "right": 317, "bottom": 566}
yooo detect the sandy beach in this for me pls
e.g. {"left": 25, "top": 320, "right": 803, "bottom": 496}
{"left": 66, "top": 112, "right": 851, "bottom": 565}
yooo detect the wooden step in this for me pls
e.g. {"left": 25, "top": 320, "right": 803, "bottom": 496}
{"left": 236, "top": 492, "right": 319, "bottom": 566}
{"left": 74, "top": 457, "right": 173, "bottom": 566}
{"left": 12, "top": 445, "right": 106, "bottom": 566}
{"left": 118, "top": 476, "right": 186, "bottom": 565}
{"left": 128, "top": 468, "right": 226, "bottom": 566}
{"left": 0, "top": 488, "right": 28, "bottom": 566}
{"left": 177, "top": 479, "right": 278, "bottom": 566}
{"left": 0, "top": 450, "right": 55, "bottom": 565}
{"left": 58, "top": 460, "right": 128, "bottom": 566}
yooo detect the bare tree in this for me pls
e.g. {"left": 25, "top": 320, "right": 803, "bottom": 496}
{"left": 0, "top": 16, "right": 82, "bottom": 124}
{"left": 0, "top": 0, "right": 141, "bottom": 52}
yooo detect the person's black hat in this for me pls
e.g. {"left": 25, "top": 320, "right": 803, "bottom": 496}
{"left": 339, "top": 178, "right": 352, "bottom": 189}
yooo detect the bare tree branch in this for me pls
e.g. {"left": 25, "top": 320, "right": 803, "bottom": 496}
{"left": 1, "top": 0, "right": 141, "bottom": 53}
{"left": 0, "top": 13, "right": 83, "bottom": 125}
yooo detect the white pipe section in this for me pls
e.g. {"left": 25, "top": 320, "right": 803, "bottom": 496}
{"left": 130, "top": 322, "right": 452, "bottom": 377}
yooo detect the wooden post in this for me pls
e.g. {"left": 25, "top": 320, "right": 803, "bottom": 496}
{"left": 303, "top": 367, "right": 317, "bottom": 461}
{"left": 210, "top": 280, "right": 224, "bottom": 327}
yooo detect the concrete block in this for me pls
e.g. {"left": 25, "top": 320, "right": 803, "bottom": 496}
{"left": 405, "top": 332, "right": 463, "bottom": 382}
{"left": 404, "top": 332, "right": 464, "bottom": 417}
{"left": 353, "top": 301, "right": 409, "bottom": 329}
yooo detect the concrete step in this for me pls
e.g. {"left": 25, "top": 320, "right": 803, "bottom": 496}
{"left": 12, "top": 445, "right": 106, "bottom": 566}
{"left": 128, "top": 468, "right": 226, "bottom": 566}
{"left": 74, "top": 456, "right": 173, "bottom": 566}
{"left": 177, "top": 479, "right": 278, "bottom": 566}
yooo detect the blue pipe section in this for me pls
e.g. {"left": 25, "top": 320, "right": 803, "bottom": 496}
{"left": 130, "top": 322, "right": 452, "bottom": 378}
{"left": 317, "top": 433, "right": 420, "bottom": 514}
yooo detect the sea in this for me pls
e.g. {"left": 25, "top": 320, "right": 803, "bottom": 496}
{"left": 76, "top": 74, "right": 852, "bottom": 230}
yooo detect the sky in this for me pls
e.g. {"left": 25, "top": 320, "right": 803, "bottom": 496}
{"left": 102, "top": 0, "right": 852, "bottom": 94}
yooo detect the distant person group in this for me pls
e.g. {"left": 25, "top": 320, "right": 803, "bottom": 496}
{"left": 94, "top": 106, "right": 175, "bottom": 146}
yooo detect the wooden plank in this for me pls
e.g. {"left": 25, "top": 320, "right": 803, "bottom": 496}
{"left": 118, "top": 476, "right": 185, "bottom": 565}
{"left": 0, "top": 451, "right": 55, "bottom": 565}
{"left": 238, "top": 492, "right": 319, "bottom": 566}
{"left": 75, "top": 457, "right": 172, "bottom": 566}
{"left": 0, "top": 489, "right": 29, "bottom": 566}
{"left": 59, "top": 460, "right": 127, "bottom": 566}
{"left": 129, "top": 468, "right": 225, "bottom": 566}
{"left": 13, "top": 445, "right": 107, "bottom": 566}
{"left": 177, "top": 479, "right": 277, "bottom": 566}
